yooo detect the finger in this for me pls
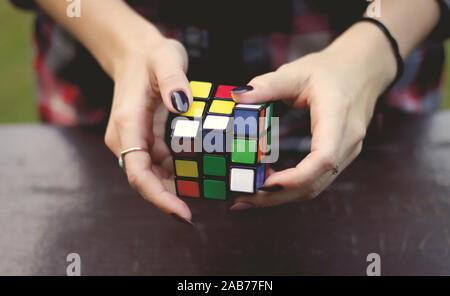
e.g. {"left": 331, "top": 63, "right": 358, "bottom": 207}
{"left": 161, "top": 157, "right": 174, "bottom": 175}
{"left": 104, "top": 123, "right": 120, "bottom": 157}
{"left": 125, "top": 151, "right": 192, "bottom": 221}
{"left": 235, "top": 151, "right": 334, "bottom": 208}
{"left": 262, "top": 99, "right": 346, "bottom": 189}
{"left": 264, "top": 97, "right": 346, "bottom": 187}
{"left": 232, "top": 142, "right": 362, "bottom": 209}
{"left": 150, "top": 136, "right": 171, "bottom": 164}
{"left": 231, "top": 99, "right": 347, "bottom": 208}
{"left": 118, "top": 117, "right": 191, "bottom": 219}
{"left": 234, "top": 146, "right": 338, "bottom": 208}
{"left": 112, "top": 81, "right": 191, "bottom": 220}
{"left": 232, "top": 186, "right": 310, "bottom": 209}
{"left": 233, "top": 165, "right": 334, "bottom": 209}
{"left": 231, "top": 90, "right": 362, "bottom": 210}
{"left": 231, "top": 66, "right": 307, "bottom": 104}
{"left": 153, "top": 103, "right": 169, "bottom": 138}
{"left": 153, "top": 59, "right": 192, "bottom": 114}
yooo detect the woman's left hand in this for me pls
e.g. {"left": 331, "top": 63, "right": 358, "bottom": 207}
{"left": 230, "top": 22, "right": 397, "bottom": 210}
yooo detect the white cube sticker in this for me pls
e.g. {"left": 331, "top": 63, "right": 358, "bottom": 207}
{"left": 173, "top": 120, "right": 200, "bottom": 138}
{"left": 236, "top": 104, "right": 262, "bottom": 110}
{"left": 203, "top": 115, "right": 230, "bottom": 130}
{"left": 230, "top": 168, "right": 254, "bottom": 193}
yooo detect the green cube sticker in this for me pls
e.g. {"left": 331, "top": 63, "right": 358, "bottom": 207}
{"left": 203, "top": 179, "right": 226, "bottom": 200}
{"left": 203, "top": 155, "right": 226, "bottom": 176}
{"left": 232, "top": 139, "right": 257, "bottom": 164}
{"left": 268, "top": 104, "right": 273, "bottom": 128}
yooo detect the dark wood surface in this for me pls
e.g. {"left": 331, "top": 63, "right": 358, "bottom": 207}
{"left": 0, "top": 111, "right": 449, "bottom": 276}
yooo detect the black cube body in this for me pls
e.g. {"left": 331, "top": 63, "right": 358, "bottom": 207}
{"left": 169, "top": 81, "right": 273, "bottom": 200}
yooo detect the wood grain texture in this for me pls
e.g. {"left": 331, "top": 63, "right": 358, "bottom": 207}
{"left": 0, "top": 112, "right": 449, "bottom": 275}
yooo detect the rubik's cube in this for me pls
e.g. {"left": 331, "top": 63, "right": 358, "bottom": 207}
{"left": 169, "top": 81, "right": 273, "bottom": 200}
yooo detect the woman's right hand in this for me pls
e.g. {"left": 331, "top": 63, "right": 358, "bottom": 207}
{"left": 104, "top": 36, "right": 194, "bottom": 223}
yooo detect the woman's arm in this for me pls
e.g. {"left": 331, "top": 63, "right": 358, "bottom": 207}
{"left": 364, "top": 0, "right": 441, "bottom": 59}
{"left": 35, "top": 0, "right": 195, "bottom": 223}
{"left": 230, "top": 0, "right": 443, "bottom": 209}
{"left": 321, "top": 0, "right": 441, "bottom": 122}
{"left": 35, "top": 0, "right": 163, "bottom": 78}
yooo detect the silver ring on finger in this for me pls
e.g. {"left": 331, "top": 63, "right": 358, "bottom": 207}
{"left": 118, "top": 147, "right": 148, "bottom": 172}
{"left": 332, "top": 163, "right": 340, "bottom": 175}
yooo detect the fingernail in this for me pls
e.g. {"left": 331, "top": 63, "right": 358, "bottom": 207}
{"left": 259, "top": 185, "right": 284, "bottom": 192}
{"left": 171, "top": 90, "right": 190, "bottom": 113}
{"left": 231, "top": 85, "right": 254, "bottom": 94}
{"left": 171, "top": 214, "right": 195, "bottom": 227}
{"left": 230, "top": 202, "right": 255, "bottom": 211}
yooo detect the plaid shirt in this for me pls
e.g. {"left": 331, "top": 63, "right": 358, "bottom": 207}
{"left": 10, "top": 0, "right": 450, "bottom": 126}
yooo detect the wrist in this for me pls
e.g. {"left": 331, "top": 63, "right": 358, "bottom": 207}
{"left": 324, "top": 21, "right": 397, "bottom": 98}
{"left": 35, "top": 0, "right": 165, "bottom": 80}
{"left": 97, "top": 21, "right": 165, "bottom": 80}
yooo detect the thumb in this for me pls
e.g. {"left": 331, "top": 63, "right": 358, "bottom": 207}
{"left": 231, "top": 67, "right": 305, "bottom": 104}
{"left": 154, "top": 61, "right": 193, "bottom": 114}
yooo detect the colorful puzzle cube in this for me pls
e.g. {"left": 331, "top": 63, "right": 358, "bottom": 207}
{"left": 169, "top": 81, "right": 274, "bottom": 200}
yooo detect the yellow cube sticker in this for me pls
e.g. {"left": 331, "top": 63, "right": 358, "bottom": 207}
{"left": 190, "top": 81, "right": 212, "bottom": 99}
{"left": 181, "top": 101, "right": 206, "bottom": 118}
{"left": 209, "top": 100, "right": 235, "bottom": 115}
{"left": 175, "top": 160, "right": 199, "bottom": 178}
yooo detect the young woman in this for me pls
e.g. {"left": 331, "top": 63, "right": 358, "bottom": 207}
{"left": 11, "top": 0, "right": 450, "bottom": 223}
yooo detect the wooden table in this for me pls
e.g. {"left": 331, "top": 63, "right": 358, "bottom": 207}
{"left": 0, "top": 111, "right": 449, "bottom": 275}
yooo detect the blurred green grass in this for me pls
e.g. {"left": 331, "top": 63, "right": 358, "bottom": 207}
{"left": 0, "top": 1, "right": 38, "bottom": 123}
{"left": 0, "top": 2, "right": 449, "bottom": 123}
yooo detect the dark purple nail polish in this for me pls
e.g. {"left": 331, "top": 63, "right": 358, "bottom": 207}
{"left": 171, "top": 90, "right": 190, "bottom": 113}
{"left": 259, "top": 185, "right": 284, "bottom": 192}
{"left": 231, "top": 85, "right": 254, "bottom": 94}
{"left": 171, "top": 214, "right": 195, "bottom": 227}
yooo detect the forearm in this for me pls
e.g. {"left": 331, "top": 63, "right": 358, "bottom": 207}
{"left": 364, "top": 0, "right": 441, "bottom": 59}
{"left": 331, "top": 0, "right": 441, "bottom": 63}
{"left": 35, "top": 0, "right": 164, "bottom": 78}
{"left": 321, "top": 0, "right": 441, "bottom": 117}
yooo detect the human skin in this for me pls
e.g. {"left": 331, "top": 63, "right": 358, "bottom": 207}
{"left": 229, "top": 0, "right": 441, "bottom": 210}
{"left": 35, "top": 0, "right": 441, "bottom": 219}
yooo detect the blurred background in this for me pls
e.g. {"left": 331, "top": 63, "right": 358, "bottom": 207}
{"left": 1, "top": 2, "right": 449, "bottom": 124}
